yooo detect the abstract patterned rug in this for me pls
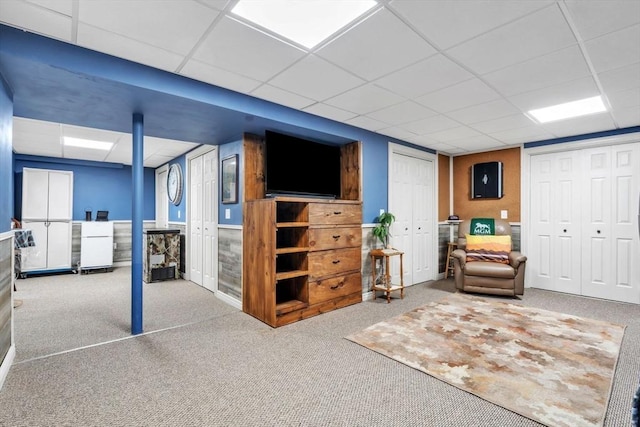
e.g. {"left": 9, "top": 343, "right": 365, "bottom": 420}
{"left": 346, "top": 293, "right": 625, "bottom": 427}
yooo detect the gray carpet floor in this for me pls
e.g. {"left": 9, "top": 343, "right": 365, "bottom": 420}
{"left": 1, "top": 267, "right": 638, "bottom": 426}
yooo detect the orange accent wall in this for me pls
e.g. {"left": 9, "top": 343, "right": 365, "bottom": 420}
{"left": 452, "top": 147, "right": 521, "bottom": 222}
{"left": 438, "top": 154, "right": 450, "bottom": 222}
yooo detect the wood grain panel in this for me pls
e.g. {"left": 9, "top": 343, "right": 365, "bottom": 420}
{"left": 308, "top": 247, "right": 361, "bottom": 280}
{"left": 340, "top": 140, "right": 362, "bottom": 201}
{"left": 308, "top": 202, "right": 361, "bottom": 225}
{"left": 243, "top": 133, "right": 265, "bottom": 202}
{"left": 308, "top": 272, "right": 361, "bottom": 305}
{"left": 309, "top": 226, "right": 361, "bottom": 251}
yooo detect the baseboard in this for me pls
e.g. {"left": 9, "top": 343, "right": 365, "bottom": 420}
{"left": 216, "top": 291, "right": 241, "bottom": 310}
{"left": 0, "top": 345, "right": 15, "bottom": 391}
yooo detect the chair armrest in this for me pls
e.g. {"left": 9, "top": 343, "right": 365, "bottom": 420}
{"left": 451, "top": 249, "right": 467, "bottom": 269}
{"left": 509, "top": 251, "right": 527, "bottom": 269}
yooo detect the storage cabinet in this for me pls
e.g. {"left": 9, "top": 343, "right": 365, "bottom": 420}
{"left": 243, "top": 197, "right": 362, "bottom": 327}
{"left": 21, "top": 168, "right": 74, "bottom": 274}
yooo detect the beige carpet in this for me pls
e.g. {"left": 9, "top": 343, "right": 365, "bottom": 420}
{"left": 346, "top": 293, "right": 626, "bottom": 427}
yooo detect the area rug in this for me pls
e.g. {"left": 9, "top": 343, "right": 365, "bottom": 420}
{"left": 345, "top": 293, "right": 625, "bottom": 427}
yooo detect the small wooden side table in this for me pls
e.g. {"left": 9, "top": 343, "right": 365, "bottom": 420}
{"left": 370, "top": 248, "right": 404, "bottom": 303}
{"left": 444, "top": 242, "right": 457, "bottom": 279}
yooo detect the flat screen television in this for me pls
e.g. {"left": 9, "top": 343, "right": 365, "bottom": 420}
{"left": 265, "top": 130, "right": 341, "bottom": 199}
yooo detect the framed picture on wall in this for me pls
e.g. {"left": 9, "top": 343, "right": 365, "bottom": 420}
{"left": 222, "top": 154, "right": 238, "bottom": 204}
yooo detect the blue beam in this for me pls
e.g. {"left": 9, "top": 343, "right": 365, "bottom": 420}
{"left": 131, "top": 113, "right": 144, "bottom": 335}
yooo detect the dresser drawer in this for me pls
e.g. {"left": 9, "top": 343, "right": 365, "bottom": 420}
{"left": 308, "top": 247, "right": 361, "bottom": 280}
{"left": 309, "top": 227, "right": 361, "bottom": 251}
{"left": 308, "top": 203, "right": 361, "bottom": 225}
{"left": 309, "top": 272, "right": 361, "bottom": 305}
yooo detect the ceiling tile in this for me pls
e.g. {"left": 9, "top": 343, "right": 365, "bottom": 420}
{"left": 506, "top": 76, "right": 599, "bottom": 111}
{"left": 448, "top": 135, "right": 505, "bottom": 152}
{"left": 445, "top": 99, "right": 520, "bottom": 125}
{"left": 402, "top": 114, "right": 461, "bottom": 135}
{"left": 366, "top": 101, "right": 437, "bottom": 126}
{"left": 61, "top": 123, "right": 124, "bottom": 143}
{"left": 389, "top": 0, "right": 553, "bottom": 50}
{"left": 598, "top": 63, "right": 640, "bottom": 94}
{"left": 374, "top": 54, "right": 474, "bottom": 99}
{"left": 78, "top": 24, "right": 185, "bottom": 72}
{"left": 250, "top": 84, "right": 315, "bottom": 110}
{"left": 345, "top": 115, "right": 389, "bottom": 132}
{"left": 78, "top": 0, "right": 219, "bottom": 55}
{"left": 483, "top": 45, "right": 591, "bottom": 97}
{"left": 62, "top": 146, "right": 109, "bottom": 162}
{"left": 1, "top": 0, "right": 72, "bottom": 41}
{"left": 426, "top": 126, "right": 483, "bottom": 143}
{"left": 446, "top": 5, "right": 577, "bottom": 75}
{"left": 585, "top": 24, "right": 640, "bottom": 74}
{"left": 193, "top": 16, "right": 306, "bottom": 81}
{"left": 489, "top": 126, "right": 556, "bottom": 145}
{"left": 607, "top": 87, "right": 640, "bottom": 111}
{"left": 196, "top": 0, "right": 229, "bottom": 12}
{"left": 267, "top": 55, "right": 365, "bottom": 101}
{"left": 316, "top": 8, "right": 436, "bottom": 80}
{"left": 542, "top": 113, "right": 617, "bottom": 137}
{"left": 470, "top": 114, "right": 536, "bottom": 134}
{"left": 324, "top": 84, "right": 404, "bottom": 115}
{"left": 26, "top": 0, "right": 73, "bottom": 15}
{"left": 610, "top": 106, "right": 640, "bottom": 128}
{"left": 430, "top": 142, "right": 466, "bottom": 155}
{"left": 415, "top": 78, "right": 501, "bottom": 113}
{"left": 564, "top": 0, "right": 640, "bottom": 41}
{"left": 302, "top": 103, "right": 358, "bottom": 122}
{"left": 180, "top": 59, "right": 262, "bottom": 93}
{"left": 377, "top": 127, "right": 419, "bottom": 141}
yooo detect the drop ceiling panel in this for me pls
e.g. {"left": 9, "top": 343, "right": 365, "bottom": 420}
{"left": 607, "top": 87, "right": 640, "bottom": 111}
{"left": 483, "top": 45, "right": 592, "bottom": 97}
{"left": 374, "top": 54, "right": 474, "bottom": 99}
{"left": 402, "top": 114, "right": 461, "bottom": 135}
{"left": 62, "top": 146, "right": 109, "bottom": 162}
{"left": 180, "top": 59, "right": 262, "bottom": 94}
{"left": 564, "top": 0, "right": 640, "bottom": 41}
{"left": 316, "top": 8, "right": 437, "bottom": 81}
{"left": 448, "top": 135, "right": 505, "bottom": 152}
{"left": 415, "top": 78, "right": 501, "bottom": 113}
{"left": 598, "top": 63, "right": 640, "bottom": 94}
{"left": 267, "top": 55, "right": 365, "bottom": 101}
{"left": 585, "top": 24, "right": 640, "bottom": 74}
{"left": 193, "top": 16, "right": 305, "bottom": 81}
{"left": 250, "top": 85, "right": 315, "bottom": 110}
{"left": 324, "top": 84, "right": 404, "bottom": 115}
{"left": 78, "top": 0, "right": 219, "bottom": 55}
{"left": 302, "top": 103, "right": 357, "bottom": 122}
{"left": 446, "top": 99, "right": 520, "bottom": 125}
{"left": 389, "top": 0, "right": 553, "bottom": 50}
{"left": 446, "top": 5, "right": 577, "bottom": 75}
{"left": 77, "top": 24, "right": 185, "bottom": 71}
{"left": 366, "top": 101, "right": 437, "bottom": 126}
{"left": 1, "top": 1, "right": 72, "bottom": 41}
{"left": 470, "top": 114, "right": 536, "bottom": 134}
{"left": 542, "top": 113, "right": 617, "bottom": 137}
{"left": 506, "top": 76, "right": 600, "bottom": 111}
{"left": 345, "top": 115, "right": 388, "bottom": 132}
{"left": 426, "top": 126, "right": 482, "bottom": 143}
{"left": 611, "top": 106, "right": 640, "bottom": 128}
{"left": 26, "top": 0, "right": 74, "bottom": 15}
{"left": 489, "top": 125, "right": 555, "bottom": 145}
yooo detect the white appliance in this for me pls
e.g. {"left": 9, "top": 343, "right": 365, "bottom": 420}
{"left": 21, "top": 168, "right": 74, "bottom": 274}
{"left": 80, "top": 221, "right": 114, "bottom": 272}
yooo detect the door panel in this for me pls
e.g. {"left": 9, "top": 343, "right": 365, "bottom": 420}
{"left": 189, "top": 156, "right": 203, "bottom": 285}
{"left": 202, "top": 149, "right": 217, "bottom": 292}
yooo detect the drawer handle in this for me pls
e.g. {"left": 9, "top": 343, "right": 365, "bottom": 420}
{"left": 332, "top": 235, "right": 341, "bottom": 240}
{"left": 332, "top": 260, "right": 340, "bottom": 264}
{"left": 330, "top": 281, "right": 345, "bottom": 290}
{"left": 333, "top": 211, "right": 342, "bottom": 215}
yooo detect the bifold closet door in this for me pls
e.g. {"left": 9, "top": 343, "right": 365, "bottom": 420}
{"left": 581, "top": 144, "right": 639, "bottom": 303}
{"left": 529, "top": 151, "right": 582, "bottom": 295}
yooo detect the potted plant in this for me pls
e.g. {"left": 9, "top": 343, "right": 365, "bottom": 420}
{"left": 372, "top": 212, "right": 396, "bottom": 249}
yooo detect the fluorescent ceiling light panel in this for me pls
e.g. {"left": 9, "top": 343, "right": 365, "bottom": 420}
{"left": 527, "top": 96, "right": 607, "bottom": 123}
{"left": 231, "top": 0, "right": 378, "bottom": 49}
{"left": 64, "top": 137, "right": 113, "bottom": 150}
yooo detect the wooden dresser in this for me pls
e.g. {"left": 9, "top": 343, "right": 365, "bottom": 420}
{"left": 243, "top": 197, "right": 362, "bottom": 327}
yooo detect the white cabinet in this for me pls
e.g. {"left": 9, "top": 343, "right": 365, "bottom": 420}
{"left": 528, "top": 141, "right": 640, "bottom": 304}
{"left": 80, "top": 222, "right": 114, "bottom": 271}
{"left": 21, "top": 168, "right": 74, "bottom": 274}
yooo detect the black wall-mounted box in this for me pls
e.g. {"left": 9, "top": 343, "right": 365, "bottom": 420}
{"left": 471, "top": 161, "right": 504, "bottom": 199}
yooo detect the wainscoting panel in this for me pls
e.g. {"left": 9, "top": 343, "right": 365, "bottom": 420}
{"left": 218, "top": 227, "right": 241, "bottom": 300}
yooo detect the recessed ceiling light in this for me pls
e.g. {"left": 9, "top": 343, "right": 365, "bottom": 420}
{"left": 231, "top": 0, "right": 378, "bottom": 49}
{"left": 64, "top": 137, "right": 113, "bottom": 151}
{"left": 527, "top": 96, "right": 607, "bottom": 124}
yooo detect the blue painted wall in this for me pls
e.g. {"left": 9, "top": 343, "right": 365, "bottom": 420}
{"left": 219, "top": 140, "right": 243, "bottom": 226}
{"left": 0, "top": 76, "right": 13, "bottom": 233}
{"left": 13, "top": 155, "right": 156, "bottom": 221}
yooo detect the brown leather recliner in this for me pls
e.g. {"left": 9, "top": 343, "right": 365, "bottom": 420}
{"left": 450, "top": 219, "right": 526, "bottom": 296}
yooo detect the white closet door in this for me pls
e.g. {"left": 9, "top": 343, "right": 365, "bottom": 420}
{"left": 202, "top": 149, "right": 218, "bottom": 292}
{"left": 22, "top": 169, "right": 49, "bottom": 220}
{"left": 529, "top": 151, "right": 582, "bottom": 294}
{"left": 582, "top": 144, "right": 640, "bottom": 303}
{"left": 389, "top": 152, "right": 435, "bottom": 286}
{"left": 47, "top": 221, "right": 72, "bottom": 269}
{"left": 189, "top": 156, "right": 203, "bottom": 285}
{"left": 21, "top": 221, "right": 48, "bottom": 271}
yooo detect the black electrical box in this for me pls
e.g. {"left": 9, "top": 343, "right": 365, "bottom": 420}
{"left": 471, "top": 161, "right": 504, "bottom": 199}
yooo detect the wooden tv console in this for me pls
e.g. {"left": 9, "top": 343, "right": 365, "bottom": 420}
{"left": 243, "top": 197, "right": 362, "bottom": 327}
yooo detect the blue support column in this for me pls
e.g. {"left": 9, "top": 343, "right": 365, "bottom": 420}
{"left": 131, "top": 113, "right": 144, "bottom": 335}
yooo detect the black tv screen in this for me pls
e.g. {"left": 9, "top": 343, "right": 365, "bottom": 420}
{"left": 265, "top": 131, "right": 341, "bottom": 198}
